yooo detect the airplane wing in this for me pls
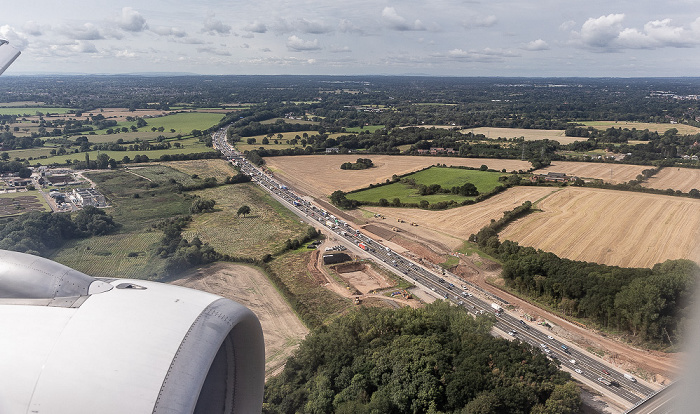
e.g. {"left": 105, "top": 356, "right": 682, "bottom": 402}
{"left": 0, "top": 40, "right": 21, "bottom": 75}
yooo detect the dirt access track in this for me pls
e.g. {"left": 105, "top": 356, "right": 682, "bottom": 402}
{"left": 170, "top": 262, "right": 309, "bottom": 380}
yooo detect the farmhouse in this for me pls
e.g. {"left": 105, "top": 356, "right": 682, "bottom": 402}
{"left": 530, "top": 172, "right": 579, "bottom": 183}
{"left": 325, "top": 147, "right": 340, "bottom": 154}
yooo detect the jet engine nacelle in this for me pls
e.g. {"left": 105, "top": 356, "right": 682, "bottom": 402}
{"left": 0, "top": 250, "right": 264, "bottom": 413}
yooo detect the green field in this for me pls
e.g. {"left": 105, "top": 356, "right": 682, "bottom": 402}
{"left": 49, "top": 161, "right": 312, "bottom": 279}
{"left": 347, "top": 167, "right": 508, "bottom": 205}
{"left": 90, "top": 112, "right": 224, "bottom": 136}
{"left": 183, "top": 184, "right": 309, "bottom": 259}
{"left": 15, "top": 137, "right": 211, "bottom": 164}
{"left": 0, "top": 107, "right": 73, "bottom": 116}
{"left": 345, "top": 125, "right": 385, "bottom": 133}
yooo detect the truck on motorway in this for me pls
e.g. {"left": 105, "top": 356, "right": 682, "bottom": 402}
{"left": 623, "top": 373, "right": 636, "bottom": 382}
{"left": 491, "top": 303, "right": 503, "bottom": 315}
{"left": 358, "top": 242, "right": 367, "bottom": 251}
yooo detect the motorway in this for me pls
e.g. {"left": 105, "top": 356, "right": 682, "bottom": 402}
{"left": 212, "top": 127, "right": 657, "bottom": 407}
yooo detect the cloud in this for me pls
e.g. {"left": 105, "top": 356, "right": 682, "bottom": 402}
{"left": 0, "top": 25, "right": 29, "bottom": 48}
{"left": 523, "top": 39, "right": 549, "bottom": 51}
{"left": 197, "top": 46, "right": 231, "bottom": 56}
{"left": 338, "top": 19, "right": 363, "bottom": 34}
{"left": 272, "top": 18, "right": 333, "bottom": 34}
{"left": 151, "top": 26, "right": 187, "bottom": 38}
{"left": 578, "top": 13, "right": 625, "bottom": 47}
{"left": 329, "top": 45, "right": 352, "bottom": 53}
{"left": 571, "top": 14, "right": 700, "bottom": 50}
{"left": 286, "top": 35, "right": 320, "bottom": 51}
{"left": 22, "top": 21, "right": 45, "bottom": 37}
{"left": 202, "top": 15, "right": 232, "bottom": 35}
{"left": 69, "top": 41, "right": 98, "bottom": 54}
{"left": 447, "top": 47, "right": 518, "bottom": 61}
{"left": 244, "top": 21, "right": 267, "bottom": 33}
{"left": 59, "top": 23, "right": 104, "bottom": 41}
{"left": 115, "top": 49, "right": 136, "bottom": 58}
{"left": 461, "top": 15, "right": 497, "bottom": 29}
{"left": 381, "top": 7, "right": 425, "bottom": 31}
{"left": 116, "top": 7, "right": 147, "bottom": 32}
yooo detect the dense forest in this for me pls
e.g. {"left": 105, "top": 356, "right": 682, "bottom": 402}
{"left": 264, "top": 302, "right": 580, "bottom": 414}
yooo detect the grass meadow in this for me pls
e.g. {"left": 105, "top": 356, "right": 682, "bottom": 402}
{"left": 50, "top": 161, "right": 311, "bottom": 279}
{"left": 347, "top": 166, "right": 508, "bottom": 205}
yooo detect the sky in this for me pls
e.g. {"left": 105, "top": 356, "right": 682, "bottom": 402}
{"left": 2, "top": 0, "right": 700, "bottom": 77}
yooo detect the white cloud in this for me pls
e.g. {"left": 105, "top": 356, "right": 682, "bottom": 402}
{"left": 461, "top": 15, "right": 497, "bottom": 29}
{"left": 572, "top": 14, "right": 700, "bottom": 50}
{"left": 22, "top": 21, "right": 45, "bottom": 37}
{"left": 197, "top": 46, "right": 231, "bottom": 56}
{"left": 244, "top": 21, "right": 267, "bottom": 33}
{"left": 60, "top": 23, "right": 104, "bottom": 41}
{"left": 286, "top": 35, "right": 320, "bottom": 51}
{"left": 151, "top": 26, "right": 187, "bottom": 38}
{"left": 578, "top": 13, "right": 625, "bottom": 48}
{"left": 0, "top": 25, "right": 29, "bottom": 49}
{"left": 116, "top": 7, "right": 147, "bottom": 32}
{"left": 338, "top": 19, "right": 363, "bottom": 34}
{"left": 381, "top": 7, "right": 425, "bottom": 31}
{"left": 271, "top": 18, "right": 333, "bottom": 34}
{"left": 329, "top": 45, "right": 352, "bottom": 53}
{"left": 447, "top": 47, "right": 517, "bottom": 61}
{"left": 69, "top": 40, "right": 98, "bottom": 54}
{"left": 523, "top": 39, "right": 549, "bottom": 51}
{"left": 115, "top": 49, "right": 136, "bottom": 58}
{"left": 202, "top": 15, "right": 232, "bottom": 35}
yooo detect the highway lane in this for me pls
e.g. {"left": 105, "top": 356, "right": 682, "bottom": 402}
{"left": 212, "top": 126, "right": 656, "bottom": 406}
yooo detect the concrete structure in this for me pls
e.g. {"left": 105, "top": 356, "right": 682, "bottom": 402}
{"left": 0, "top": 250, "right": 264, "bottom": 413}
{"left": 72, "top": 188, "right": 107, "bottom": 207}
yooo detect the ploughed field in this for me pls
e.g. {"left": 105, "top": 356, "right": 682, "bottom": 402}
{"left": 264, "top": 155, "right": 531, "bottom": 198}
{"left": 500, "top": 187, "right": 700, "bottom": 268}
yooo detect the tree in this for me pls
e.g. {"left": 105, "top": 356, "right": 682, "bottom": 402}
{"left": 247, "top": 138, "right": 257, "bottom": 145}
{"left": 237, "top": 205, "right": 251, "bottom": 217}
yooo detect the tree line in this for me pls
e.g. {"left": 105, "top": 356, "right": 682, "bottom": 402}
{"left": 264, "top": 301, "right": 580, "bottom": 414}
{"left": 470, "top": 203, "right": 697, "bottom": 347}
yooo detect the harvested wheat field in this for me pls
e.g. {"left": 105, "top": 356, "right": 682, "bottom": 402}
{"left": 265, "top": 155, "right": 531, "bottom": 198}
{"left": 362, "top": 186, "right": 558, "bottom": 250}
{"left": 462, "top": 127, "right": 587, "bottom": 145}
{"left": 643, "top": 167, "right": 700, "bottom": 193}
{"left": 537, "top": 161, "right": 648, "bottom": 184}
{"left": 500, "top": 187, "right": 700, "bottom": 268}
{"left": 170, "top": 262, "right": 308, "bottom": 379}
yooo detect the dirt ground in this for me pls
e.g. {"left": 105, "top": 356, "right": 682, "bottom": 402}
{"left": 538, "top": 161, "right": 648, "bottom": 184}
{"left": 332, "top": 262, "right": 394, "bottom": 294}
{"left": 643, "top": 166, "right": 700, "bottom": 192}
{"left": 265, "top": 155, "right": 531, "bottom": 197}
{"left": 169, "top": 262, "right": 309, "bottom": 380}
{"left": 500, "top": 187, "right": 700, "bottom": 268}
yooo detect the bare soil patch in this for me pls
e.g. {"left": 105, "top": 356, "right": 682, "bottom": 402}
{"left": 538, "top": 161, "right": 648, "bottom": 184}
{"left": 265, "top": 155, "right": 531, "bottom": 198}
{"left": 500, "top": 187, "right": 700, "bottom": 268}
{"left": 643, "top": 167, "right": 700, "bottom": 192}
{"left": 169, "top": 262, "right": 309, "bottom": 380}
{"left": 332, "top": 262, "right": 394, "bottom": 294}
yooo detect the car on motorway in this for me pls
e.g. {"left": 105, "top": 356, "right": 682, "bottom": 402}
{"left": 547, "top": 335, "right": 554, "bottom": 340}
{"left": 574, "top": 368, "right": 583, "bottom": 374}
{"left": 602, "top": 369, "right": 610, "bottom": 375}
